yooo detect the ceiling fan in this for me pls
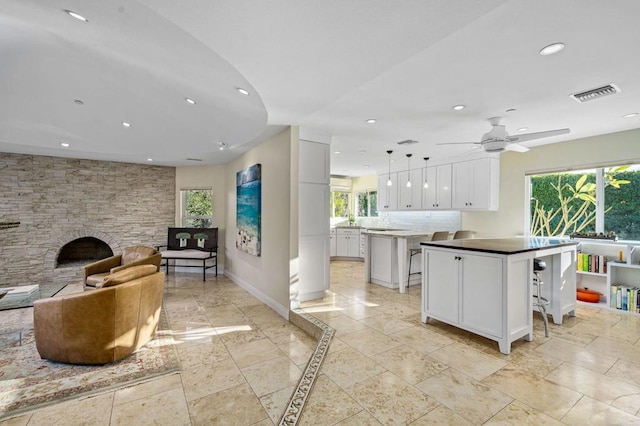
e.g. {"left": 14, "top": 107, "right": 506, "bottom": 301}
{"left": 438, "top": 117, "right": 570, "bottom": 153}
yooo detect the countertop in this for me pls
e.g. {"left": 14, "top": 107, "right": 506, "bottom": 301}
{"left": 362, "top": 229, "right": 432, "bottom": 237}
{"left": 420, "top": 237, "right": 578, "bottom": 255}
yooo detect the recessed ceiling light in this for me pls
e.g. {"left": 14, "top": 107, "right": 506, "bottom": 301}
{"left": 452, "top": 105, "right": 465, "bottom": 111}
{"left": 364, "top": 165, "right": 370, "bottom": 168}
{"left": 359, "top": 150, "right": 366, "bottom": 153}
{"left": 146, "top": 158, "right": 153, "bottom": 162}
{"left": 122, "top": 121, "right": 131, "bottom": 128}
{"left": 517, "top": 127, "right": 529, "bottom": 132}
{"left": 623, "top": 113, "right": 638, "bottom": 119}
{"left": 60, "top": 142, "right": 70, "bottom": 147}
{"left": 334, "top": 151, "right": 341, "bottom": 154}
{"left": 506, "top": 108, "right": 517, "bottom": 113}
{"left": 219, "top": 142, "right": 228, "bottom": 151}
{"left": 539, "top": 42, "right": 565, "bottom": 56}
{"left": 236, "top": 88, "right": 250, "bottom": 96}
{"left": 64, "top": 9, "right": 88, "bottom": 22}
{"left": 185, "top": 97, "right": 196, "bottom": 105}
{"left": 74, "top": 99, "right": 84, "bottom": 105}
{"left": 365, "top": 119, "right": 376, "bottom": 124}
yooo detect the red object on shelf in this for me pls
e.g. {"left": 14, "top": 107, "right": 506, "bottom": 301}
{"left": 577, "top": 288, "right": 602, "bottom": 303}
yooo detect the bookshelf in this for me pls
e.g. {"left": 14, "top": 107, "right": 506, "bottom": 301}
{"left": 575, "top": 239, "right": 640, "bottom": 315}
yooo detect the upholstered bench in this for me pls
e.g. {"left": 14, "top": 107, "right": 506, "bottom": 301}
{"left": 157, "top": 227, "right": 218, "bottom": 281}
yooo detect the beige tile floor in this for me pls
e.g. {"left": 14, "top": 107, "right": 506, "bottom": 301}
{"left": 5, "top": 261, "right": 640, "bottom": 425}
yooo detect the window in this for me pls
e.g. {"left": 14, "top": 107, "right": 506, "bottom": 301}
{"left": 330, "top": 191, "right": 349, "bottom": 218}
{"left": 356, "top": 190, "right": 378, "bottom": 217}
{"left": 529, "top": 164, "right": 640, "bottom": 240}
{"left": 181, "top": 189, "right": 212, "bottom": 227}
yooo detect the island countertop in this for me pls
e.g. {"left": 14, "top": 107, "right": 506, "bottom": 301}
{"left": 420, "top": 237, "right": 578, "bottom": 255}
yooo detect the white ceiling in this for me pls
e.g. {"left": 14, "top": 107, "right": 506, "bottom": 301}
{"left": 2, "top": 1, "right": 640, "bottom": 175}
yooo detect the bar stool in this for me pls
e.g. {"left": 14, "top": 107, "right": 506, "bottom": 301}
{"left": 407, "top": 248, "right": 421, "bottom": 287}
{"left": 407, "top": 232, "right": 450, "bottom": 286}
{"left": 533, "top": 258, "right": 549, "bottom": 337}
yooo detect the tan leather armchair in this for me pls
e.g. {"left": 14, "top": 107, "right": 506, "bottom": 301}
{"left": 34, "top": 265, "right": 165, "bottom": 364}
{"left": 84, "top": 245, "right": 161, "bottom": 287}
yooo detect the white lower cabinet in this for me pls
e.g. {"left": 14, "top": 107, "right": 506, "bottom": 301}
{"left": 424, "top": 250, "right": 503, "bottom": 335}
{"left": 336, "top": 228, "right": 361, "bottom": 258}
{"left": 423, "top": 247, "right": 532, "bottom": 354}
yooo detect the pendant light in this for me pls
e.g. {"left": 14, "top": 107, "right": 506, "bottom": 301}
{"left": 386, "top": 150, "right": 393, "bottom": 186}
{"left": 423, "top": 157, "right": 430, "bottom": 188}
{"left": 406, "top": 154, "right": 412, "bottom": 188}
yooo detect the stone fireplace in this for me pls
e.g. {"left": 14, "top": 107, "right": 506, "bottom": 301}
{"left": 56, "top": 237, "right": 114, "bottom": 267}
{"left": 0, "top": 153, "right": 175, "bottom": 287}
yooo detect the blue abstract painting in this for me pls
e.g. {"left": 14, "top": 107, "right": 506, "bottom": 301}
{"left": 236, "top": 164, "right": 261, "bottom": 256}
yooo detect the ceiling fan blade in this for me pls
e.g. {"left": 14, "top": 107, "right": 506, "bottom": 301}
{"left": 507, "top": 128, "right": 570, "bottom": 143}
{"left": 505, "top": 143, "right": 529, "bottom": 153}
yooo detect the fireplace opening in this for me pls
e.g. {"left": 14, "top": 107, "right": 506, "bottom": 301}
{"left": 56, "top": 237, "right": 114, "bottom": 268}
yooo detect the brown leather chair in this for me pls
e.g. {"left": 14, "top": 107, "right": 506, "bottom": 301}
{"left": 84, "top": 245, "right": 161, "bottom": 287}
{"left": 34, "top": 265, "right": 165, "bottom": 364}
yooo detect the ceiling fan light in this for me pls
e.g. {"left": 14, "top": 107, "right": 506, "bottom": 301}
{"left": 539, "top": 42, "right": 565, "bottom": 56}
{"left": 64, "top": 9, "right": 88, "bottom": 22}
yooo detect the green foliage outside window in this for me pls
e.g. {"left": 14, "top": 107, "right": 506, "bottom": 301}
{"left": 530, "top": 166, "right": 637, "bottom": 239}
{"left": 183, "top": 189, "right": 212, "bottom": 227}
{"left": 330, "top": 192, "right": 349, "bottom": 218}
{"left": 356, "top": 191, "right": 378, "bottom": 217}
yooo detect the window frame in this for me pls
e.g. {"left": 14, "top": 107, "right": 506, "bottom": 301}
{"left": 526, "top": 163, "right": 639, "bottom": 241}
{"left": 355, "top": 189, "right": 378, "bottom": 218}
{"left": 181, "top": 188, "right": 213, "bottom": 228}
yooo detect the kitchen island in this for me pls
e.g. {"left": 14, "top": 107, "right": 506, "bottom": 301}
{"left": 362, "top": 229, "right": 433, "bottom": 293}
{"left": 420, "top": 237, "right": 578, "bottom": 354}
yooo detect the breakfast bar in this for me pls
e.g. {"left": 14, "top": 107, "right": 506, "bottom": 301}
{"left": 420, "top": 238, "right": 578, "bottom": 354}
{"left": 362, "top": 229, "right": 432, "bottom": 293}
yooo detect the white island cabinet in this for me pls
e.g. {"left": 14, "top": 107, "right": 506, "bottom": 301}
{"left": 421, "top": 238, "right": 578, "bottom": 354}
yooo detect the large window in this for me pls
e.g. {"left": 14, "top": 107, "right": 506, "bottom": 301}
{"left": 330, "top": 191, "right": 349, "bottom": 218}
{"left": 181, "top": 189, "right": 213, "bottom": 227}
{"left": 356, "top": 190, "right": 378, "bottom": 217}
{"left": 529, "top": 164, "right": 639, "bottom": 240}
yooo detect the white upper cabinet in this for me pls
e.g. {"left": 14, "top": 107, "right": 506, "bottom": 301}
{"left": 422, "top": 164, "right": 452, "bottom": 210}
{"left": 377, "top": 173, "right": 398, "bottom": 211}
{"left": 398, "top": 168, "right": 423, "bottom": 210}
{"left": 452, "top": 157, "right": 500, "bottom": 210}
{"left": 299, "top": 140, "right": 330, "bottom": 184}
{"left": 377, "top": 157, "right": 498, "bottom": 211}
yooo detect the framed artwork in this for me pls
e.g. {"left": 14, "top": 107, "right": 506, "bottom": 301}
{"left": 236, "top": 164, "right": 261, "bottom": 256}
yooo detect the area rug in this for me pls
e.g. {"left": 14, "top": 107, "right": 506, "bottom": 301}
{"left": 0, "top": 309, "right": 180, "bottom": 419}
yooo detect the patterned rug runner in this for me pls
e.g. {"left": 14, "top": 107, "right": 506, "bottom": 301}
{"left": 0, "top": 309, "right": 180, "bottom": 419}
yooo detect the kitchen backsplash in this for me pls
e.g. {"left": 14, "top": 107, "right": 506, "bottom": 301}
{"left": 336, "top": 211, "right": 462, "bottom": 232}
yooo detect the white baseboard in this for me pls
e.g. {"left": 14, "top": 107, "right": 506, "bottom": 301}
{"left": 223, "top": 270, "right": 290, "bottom": 320}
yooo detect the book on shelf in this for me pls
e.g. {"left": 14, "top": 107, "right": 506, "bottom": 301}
{"left": 577, "top": 253, "right": 608, "bottom": 274}
{"left": 610, "top": 284, "right": 640, "bottom": 313}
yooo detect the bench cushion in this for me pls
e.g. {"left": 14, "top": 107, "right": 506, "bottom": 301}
{"left": 161, "top": 249, "right": 215, "bottom": 259}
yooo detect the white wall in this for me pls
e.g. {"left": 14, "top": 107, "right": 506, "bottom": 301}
{"left": 224, "top": 128, "right": 294, "bottom": 318}
{"left": 463, "top": 128, "right": 640, "bottom": 237}
{"left": 175, "top": 164, "right": 227, "bottom": 267}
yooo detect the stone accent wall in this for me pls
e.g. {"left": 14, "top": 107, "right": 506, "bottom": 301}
{"left": 0, "top": 153, "right": 175, "bottom": 287}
